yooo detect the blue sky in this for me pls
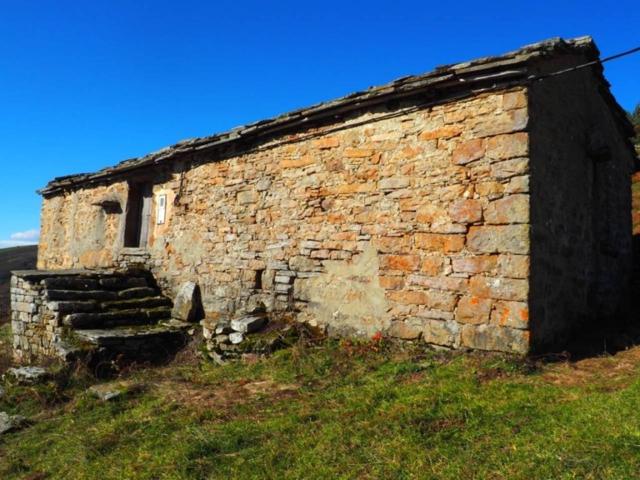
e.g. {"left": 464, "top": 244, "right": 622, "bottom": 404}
{"left": 0, "top": 0, "right": 638, "bottom": 248}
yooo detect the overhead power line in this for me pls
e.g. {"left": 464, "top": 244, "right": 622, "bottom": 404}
{"left": 529, "top": 44, "right": 640, "bottom": 81}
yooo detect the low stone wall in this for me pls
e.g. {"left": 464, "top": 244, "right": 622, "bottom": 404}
{"left": 10, "top": 272, "right": 61, "bottom": 363}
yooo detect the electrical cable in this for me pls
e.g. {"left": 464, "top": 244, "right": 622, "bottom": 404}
{"left": 529, "top": 45, "right": 640, "bottom": 81}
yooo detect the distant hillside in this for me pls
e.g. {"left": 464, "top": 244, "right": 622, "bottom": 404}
{"left": 0, "top": 245, "right": 38, "bottom": 320}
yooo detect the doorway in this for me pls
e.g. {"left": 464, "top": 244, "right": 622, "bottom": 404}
{"left": 124, "top": 182, "right": 152, "bottom": 248}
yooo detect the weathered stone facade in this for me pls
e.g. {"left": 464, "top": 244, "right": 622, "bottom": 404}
{"left": 27, "top": 37, "right": 637, "bottom": 355}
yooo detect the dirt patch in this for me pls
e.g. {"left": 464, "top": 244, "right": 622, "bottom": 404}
{"left": 540, "top": 345, "right": 640, "bottom": 389}
{"left": 157, "top": 378, "right": 300, "bottom": 411}
{"left": 240, "top": 379, "right": 299, "bottom": 397}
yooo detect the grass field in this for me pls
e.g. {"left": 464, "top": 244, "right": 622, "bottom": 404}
{"left": 1, "top": 323, "right": 640, "bottom": 480}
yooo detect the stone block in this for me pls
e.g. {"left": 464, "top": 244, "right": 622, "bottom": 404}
{"left": 419, "top": 126, "right": 462, "bottom": 141}
{"left": 5, "top": 366, "right": 48, "bottom": 385}
{"left": 230, "top": 315, "right": 267, "bottom": 334}
{"left": 422, "top": 319, "right": 459, "bottom": 347}
{"left": 388, "top": 289, "right": 457, "bottom": 310}
{"left": 497, "top": 254, "right": 530, "bottom": 279}
{"left": 460, "top": 324, "right": 529, "bottom": 353}
{"left": 0, "top": 412, "right": 27, "bottom": 435}
{"left": 501, "top": 90, "right": 527, "bottom": 110}
{"left": 474, "top": 109, "right": 528, "bottom": 137}
{"left": 229, "top": 332, "right": 244, "bottom": 344}
{"left": 490, "top": 301, "right": 529, "bottom": 329}
{"left": 452, "top": 138, "right": 485, "bottom": 165}
{"left": 486, "top": 133, "right": 528, "bottom": 160}
{"left": 237, "top": 190, "right": 259, "bottom": 204}
{"left": 289, "top": 256, "right": 319, "bottom": 272}
{"left": 456, "top": 295, "right": 492, "bottom": 324}
{"left": 275, "top": 283, "right": 291, "bottom": 293}
{"left": 379, "top": 177, "right": 410, "bottom": 191}
{"left": 406, "top": 275, "right": 467, "bottom": 293}
{"left": 313, "top": 137, "right": 340, "bottom": 149}
{"left": 344, "top": 147, "right": 374, "bottom": 158}
{"left": 421, "top": 256, "right": 444, "bottom": 275}
{"left": 490, "top": 158, "right": 529, "bottom": 179}
{"left": 449, "top": 199, "right": 482, "bottom": 224}
{"left": 416, "top": 204, "right": 447, "bottom": 223}
{"left": 469, "top": 276, "right": 528, "bottom": 302}
{"left": 387, "top": 318, "right": 424, "bottom": 340}
{"left": 467, "top": 225, "right": 529, "bottom": 254}
{"left": 13, "top": 302, "right": 36, "bottom": 314}
{"left": 414, "top": 308, "right": 454, "bottom": 321}
{"left": 505, "top": 175, "right": 529, "bottom": 194}
{"left": 381, "top": 255, "right": 420, "bottom": 272}
{"left": 484, "top": 195, "right": 529, "bottom": 224}
{"left": 172, "top": 282, "right": 203, "bottom": 322}
{"left": 274, "top": 275, "right": 293, "bottom": 284}
{"left": 414, "top": 233, "right": 465, "bottom": 253}
{"left": 451, "top": 255, "right": 497, "bottom": 274}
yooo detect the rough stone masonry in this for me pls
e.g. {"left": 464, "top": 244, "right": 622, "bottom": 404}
{"left": 22, "top": 36, "right": 637, "bottom": 357}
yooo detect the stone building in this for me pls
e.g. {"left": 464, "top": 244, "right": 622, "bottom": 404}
{"left": 22, "top": 37, "right": 637, "bottom": 356}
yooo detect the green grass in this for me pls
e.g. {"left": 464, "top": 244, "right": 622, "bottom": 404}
{"left": 2, "top": 333, "right": 640, "bottom": 479}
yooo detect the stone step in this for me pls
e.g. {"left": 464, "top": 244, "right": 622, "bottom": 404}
{"left": 98, "top": 277, "right": 150, "bottom": 291}
{"left": 42, "top": 277, "right": 102, "bottom": 291}
{"left": 74, "top": 323, "right": 188, "bottom": 347}
{"left": 117, "top": 287, "right": 160, "bottom": 300}
{"left": 42, "top": 276, "right": 149, "bottom": 292}
{"left": 74, "top": 323, "right": 191, "bottom": 372}
{"left": 99, "top": 296, "right": 172, "bottom": 312}
{"left": 63, "top": 306, "right": 172, "bottom": 329}
{"left": 73, "top": 323, "right": 190, "bottom": 364}
{"left": 45, "top": 286, "right": 161, "bottom": 302}
{"left": 46, "top": 289, "right": 119, "bottom": 302}
{"left": 48, "top": 300, "right": 100, "bottom": 315}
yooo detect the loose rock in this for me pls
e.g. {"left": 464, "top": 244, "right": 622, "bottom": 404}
{"left": 5, "top": 366, "right": 48, "bottom": 385}
{"left": 171, "top": 281, "right": 202, "bottom": 322}
{"left": 230, "top": 315, "right": 267, "bottom": 334}
{"left": 0, "top": 412, "right": 27, "bottom": 435}
{"left": 88, "top": 381, "right": 138, "bottom": 401}
{"left": 229, "top": 332, "right": 244, "bottom": 344}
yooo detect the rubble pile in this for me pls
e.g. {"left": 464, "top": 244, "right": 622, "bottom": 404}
{"left": 202, "top": 313, "right": 300, "bottom": 364}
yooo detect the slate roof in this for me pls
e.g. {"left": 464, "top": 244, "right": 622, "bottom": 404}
{"left": 40, "top": 36, "right": 634, "bottom": 196}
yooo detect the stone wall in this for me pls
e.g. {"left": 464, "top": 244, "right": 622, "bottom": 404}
{"left": 528, "top": 60, "right": 635, "bottom": 350}
{"left": 10, "top": 272, "right": 61, "bottom": 362}
{"left": 39, "top": 183, "right": 128, "bottom": 269}
{"left": 38, "top": 88, "right": 534, "bottom": 352}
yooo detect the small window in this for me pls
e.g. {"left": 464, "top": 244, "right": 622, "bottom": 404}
{"left": 156, "top": 194, "right": 167, "bottom": 225}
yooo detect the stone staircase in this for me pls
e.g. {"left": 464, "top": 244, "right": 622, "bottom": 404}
{"left": 11, "top": 270, "right": 191, "bottom": 366}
